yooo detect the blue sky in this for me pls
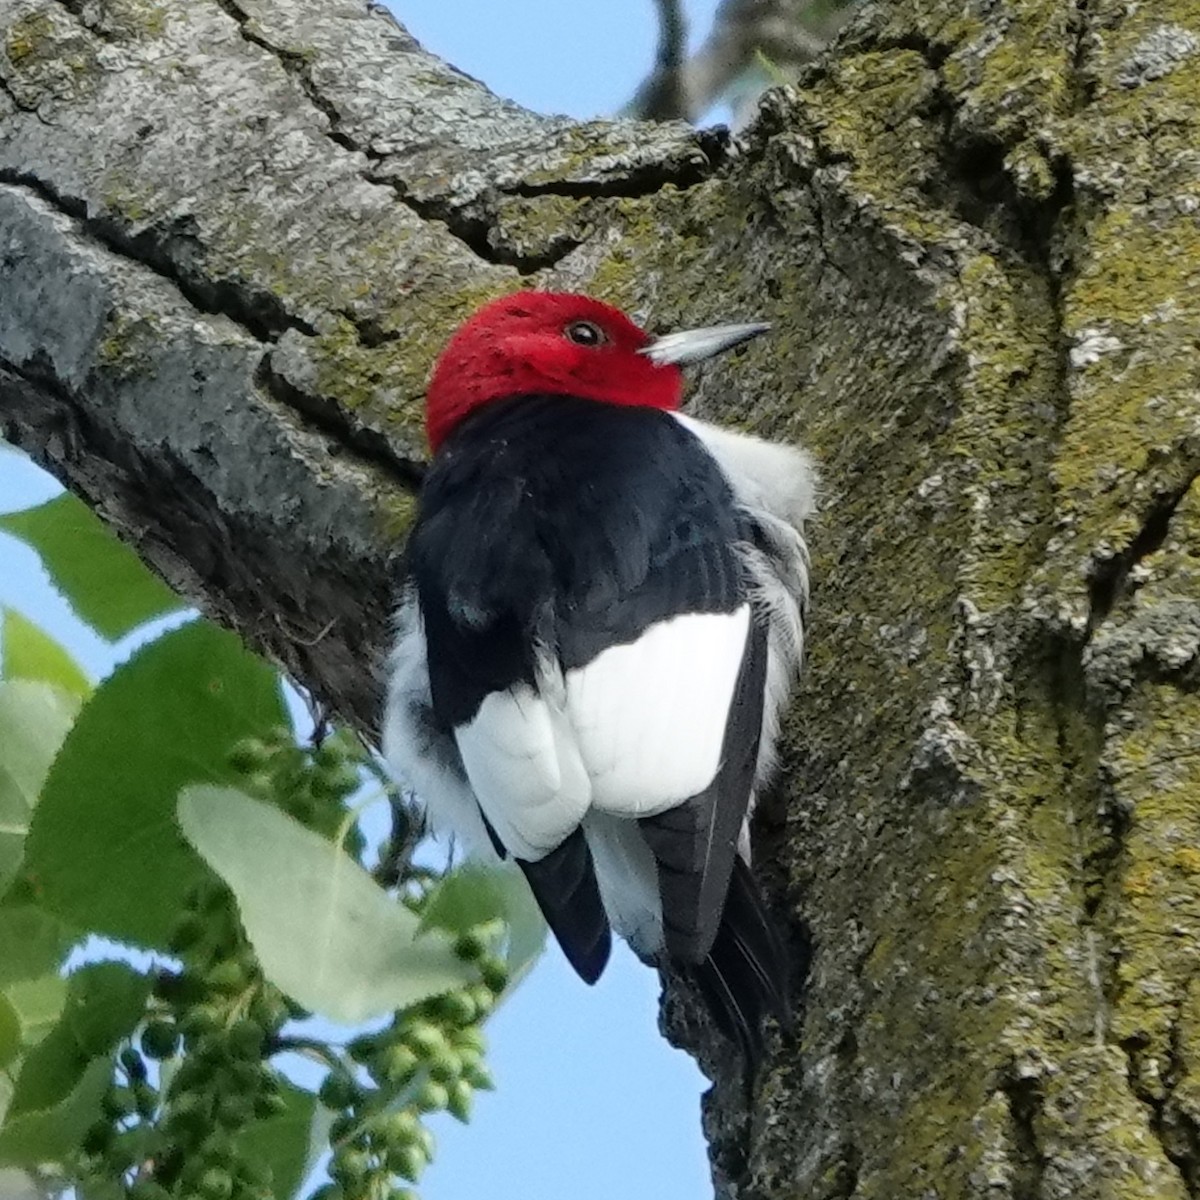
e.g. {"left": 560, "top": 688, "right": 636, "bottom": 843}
{"left": 0, "top": 4, "right": 729, "bottom": 1197}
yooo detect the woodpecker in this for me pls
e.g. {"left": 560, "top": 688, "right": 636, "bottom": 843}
{"left": 383, "top": 291, "right": 814, "bottom": 1062}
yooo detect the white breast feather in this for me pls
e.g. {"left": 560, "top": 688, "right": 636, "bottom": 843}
{"left": 672, "top": 412, "right": 817, "bottom": 530}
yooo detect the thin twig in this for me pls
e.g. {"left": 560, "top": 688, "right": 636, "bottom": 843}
{"left": 627, "top": 0, "right": 690, "bottom": 121}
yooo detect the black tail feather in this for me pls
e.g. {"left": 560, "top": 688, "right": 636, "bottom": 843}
{"left": 689, "top": 856, "right": 791, "bottom": 1067}
{"left": 518, "top": 827, "right": 612, "bottom": 984}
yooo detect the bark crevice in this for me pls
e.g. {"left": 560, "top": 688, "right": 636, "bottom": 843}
{"left": 1087, "top": 464, "right": 1200, "bottom": 631}
{"left": 1002, "top": 1072, "right": 1048, "bottom": 1200}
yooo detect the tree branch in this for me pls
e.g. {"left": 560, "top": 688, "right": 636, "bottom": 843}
{"left": 628, "top": 0, "right": 854, "bottom": 122}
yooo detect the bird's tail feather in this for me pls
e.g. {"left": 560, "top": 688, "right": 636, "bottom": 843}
{"left": 689, "top": 855, "right": 792, "bottom": 1067}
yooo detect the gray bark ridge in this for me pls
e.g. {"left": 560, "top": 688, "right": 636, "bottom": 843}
{"left": 0, "top": 0, "right": 722, "bottom": 731}
{"left": 3, "top": 1, "right": 1200, "bottom": 1199}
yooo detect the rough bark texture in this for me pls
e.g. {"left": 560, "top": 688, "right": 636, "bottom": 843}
{"left": 2, "top": 0, "right": 1199, "bottom": 1198}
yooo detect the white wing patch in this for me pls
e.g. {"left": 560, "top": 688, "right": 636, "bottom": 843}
{"left": 447, "top": 607, "right": 750, "bottom": 861}
{"left": 565, "top": 606, "right": 751, "bottom": 817}
{"left": 454, "top": 682, "right": 591, "bottom": 862}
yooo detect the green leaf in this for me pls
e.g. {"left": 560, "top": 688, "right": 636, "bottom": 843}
{"left": 0, "top": 905, "right": 73, "bottom": 988}
{"left": 77, "top": 1180, "right": 126, "bottom": 1200}
{"left": 3, "top": 977, "right": 67, "bottom": 1050}
{"left": 1, "top": 610, "right": 91, "bottom": 698}
{"left": 0, "top": 994, "right": 20, "bottom": 1070}
{"left": 24, "top": 621, "right": 287, "bottom": 947}
{"left": 9, "top": 963, "right": 148, "bottom": 1117}
{"left": 421, "top": 863, "right": 547, "bottom": 982}
{"left": 0, "top": 1169, "right": 41, "bottom": 1200}
{"left": 178, "top": 786, "right": 474, "bottom": 1025}
{"left": 62, "top": 962, "right": 149, "bottom": 1057}
{"left": 0, "top": 681, "right": 78, "bottom": 894}
{"left": 0, "top": 494, "right": 181, "bottom": 639}
{"left": 0, "top": 1054, "right": 111, "bottom": 1168}
{"left": 236, "top": 1080, "right": 317, "bottom": 1200}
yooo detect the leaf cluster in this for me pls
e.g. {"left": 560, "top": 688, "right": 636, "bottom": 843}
{"left": 0, "top": 489, "right": 547, "bottom": 1198}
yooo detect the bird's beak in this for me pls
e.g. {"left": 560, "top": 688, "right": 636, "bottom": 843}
{"left": 639, "top": 322, "right": 771, "bottom": 367}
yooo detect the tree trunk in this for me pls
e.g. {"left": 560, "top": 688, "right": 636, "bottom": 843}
{"left": 3, "top": 0, "right": 1199, "bottom": 1197}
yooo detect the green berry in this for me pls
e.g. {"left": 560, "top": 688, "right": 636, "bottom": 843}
{"left": 464, "top": 1061, "right": 495, "bottom": 1091}
{"left": 402, "top": 1021, "right": 448, "bottom": 1060}
{"left": 376, "top": 1109, "right": 419, "bottom": 1144}
{"left": 102, "top": 1085, "right": 136, "bottom": 1119}
{"left": 414, "top": 1079, "right": 449, "bottom": 1113}
{"left": 180, "top": 1005, "right": 223, "bottom": 1039}
{"left": 314, "top": 734, "right": 352, "bottom": 766}
{"left": 328, "top": 1114, "right": 357, "bottom": 1143}
{"left": 199, "top": 1167, "right": 234, "bottom": 1200}
{"left": 134, "top": 1079, "right": 159, "bottom": 1118}
{"left": 447, "top": 1078, "right": 474, "bottom": 1122}
{"left": 330, "top": 1147, "right": 371, "bottom": 1185}
{"left": 236, "top": 1157, "right": 273, "bottom": 1191}
{"left": 379, "top": 1044, "right": 419, "bottom": 1085}
{"left": 427, "top": 1047, "right": 462, "bottom": 1083}
{"left": 216, "top": 1094, "right": 254, "bottom": 1129}
{"left": 228, "top": 737, "right": 273, "bottom": 773}
{"left": 312, "top": 764, "right": 361, "bottom": 800}
{"left": 204, "top": 960, "right": 247, "bottom": 993}
{"left": 466, "top": 983, "right": 497, "bottom": 1017}
{"left": 347, "top": 1032, "right": 381, "bottom": 1063}
{"left": 119, "top": 1045, "right": 148, "bottom": 1080}
{"left": 319, "top": 1072, "right": 362, "bottom": 1110}
{"left": 141, "top": 1019, "right": 181, "bottom": 1060}
{"left": 415, "top": 1126, "right": 435, "bottom": 1160}
{"left": 226, "top": 1058, "right": 266, "bottom": 1090}
{"left": 387, "top": 1142, "right": 427, "bottom": 1182}
{"left": 453, "top": 931, "right": 489, "bottom": 961}
{"left": 194, "top": 1032, "right": 232, "bottom": 1065}
{"left": 80, "top": 1121, "right": 112, "bottom": 1156}
{"left": 164, "top": 1088, "right": 211, "bottom": 1130}
{"left": 308, "top": 1187, "right": 344, "bottom": 1200}
{"left": 285, "top": 795, "right": 319, "bottom": 824}
{"left": 436, "top": 989, "right": 479, "bottom": 1026}
{"left": 228, "top": 1018, "right": 265, "bottom": 1059}
{"left": 168, "top": 914, "right": 206, "bottom": 955}
{"left": 480, "top": 955, "right": 509, "bottom": 994}
{"left": 452, "top": 1026, "right": 487, "bottom": 1054}
{"left": 243, "top": 769, "right": 276, "bottom": 797}
{"left": 249, "top": 990, "right": 289, "bottom": 1031}
{"left": 254, "top": 1090, "right": 289, "bottom": 1119}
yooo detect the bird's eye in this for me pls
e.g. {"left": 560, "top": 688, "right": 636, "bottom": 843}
{"left": 564, "top": 320, "right": 606, "bottom": 347}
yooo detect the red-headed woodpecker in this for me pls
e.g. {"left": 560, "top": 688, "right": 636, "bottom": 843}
{"left": 384, "top": 292, "right": 815, "bottom": 1062}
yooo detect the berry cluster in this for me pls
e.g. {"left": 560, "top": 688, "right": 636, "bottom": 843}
{"left": 73, "top": 876, "right": 295, "bottom": 1200}
{"left": 231, "top": 728, "right": 366, "bottom": 854}
{"left": 71, "top": 727, "right": 502, "bottom": 1200}
{"left": 310, "top": 909, "right": 508, "bottom": 1200}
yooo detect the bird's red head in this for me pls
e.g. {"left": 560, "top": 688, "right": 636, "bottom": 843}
{"left": 425, "top": 292, "right": 682, "bottom": 451}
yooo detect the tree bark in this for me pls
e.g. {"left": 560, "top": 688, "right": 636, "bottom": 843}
{"left": 2, "top": 0, "right": 1199, "bottom": 1198}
